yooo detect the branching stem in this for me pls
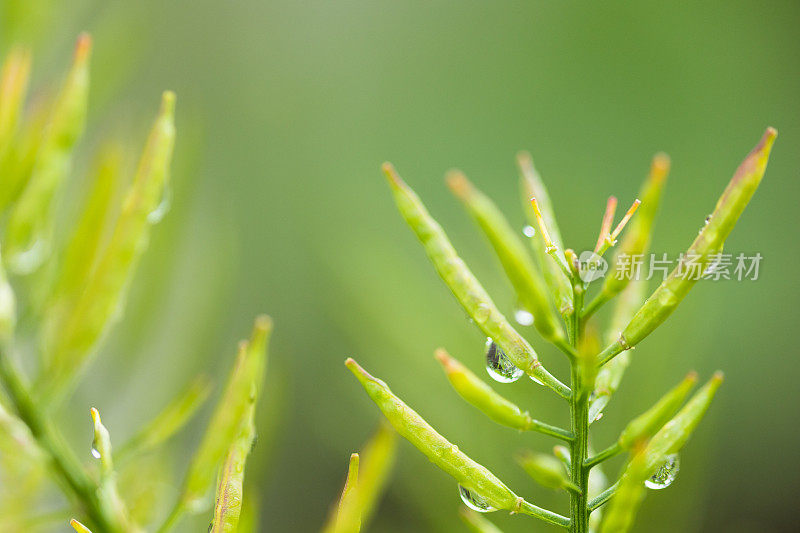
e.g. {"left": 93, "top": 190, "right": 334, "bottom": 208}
{"left": 568, "top": 286, "right": 589, "bottom": 533}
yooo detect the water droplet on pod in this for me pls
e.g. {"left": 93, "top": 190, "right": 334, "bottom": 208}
{"left": 147, "top": 185, "right": 172, "bottom": 224}
{"left": 485, "top": 338, "right": 523, "bottom": 383}
{"left": 644, "top": 453, "right": 680, "bottom": 490}
{"left": 523, "top": 225, "right": 536, "bottom": 238}
{"left": 458, "top": 485, "right": 497, "bottom": 513}
{"left": 90, "top": 442, "right": 101, "bottom": 460}
{"left": 514, "top": 308, "right": 534, "bottom": 326}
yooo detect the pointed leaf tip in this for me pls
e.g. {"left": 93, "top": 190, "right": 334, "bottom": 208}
{"left": 381, "top": 162, "right": 402, "bottom": 187}
{"left": 70, "top": 519, "right": 92, "bottom": 533}
{"left": 445, "top": 170, "right": 471, "bottom": 197}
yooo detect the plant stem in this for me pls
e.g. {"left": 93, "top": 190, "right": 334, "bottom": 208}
{"left": 568, "top": 288, "right": 589, "bottom": 533}
{"left": 0, "top": 347, "right": 124, "bottom": 532}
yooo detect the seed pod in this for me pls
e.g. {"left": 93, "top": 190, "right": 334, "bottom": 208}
{"left": 69, "top": 519, "right": 93, "bottom": 533}
{"left": 601, "top": 373, "right": 723, "bottom": 533}
{"left": 323, "top": 453, "right": 361, "bottom": 533}
{"left": 346, "top": 358, "right": 519, "bottom": 511}
{"left": 0, "top": 46, "right": 31, "bottom": 153}
{"left": 210, "top": 403, "right": 256, "bottom": 533}
{"left": 517, "top": 152, "right": 573, "bottom": 316}
{"left": 116, "top": 376, "right": 212, "bottom": 462}
{"left": 459, "top": 508, "right": 503, "bottom": 533}
{"left": 41, "top": 91, "right": 176, "bottom": 392}
{"left": 598, "top": 154, "right": 669, "bottom": 301}
{"left": 446, "top": 171, "right": 564, "bottom": 343}
{"left": 515, "top": 451, "right": 573, "bottom": 491}
{"left": 180, "top": 316, "right": 271, "bottom": 512}
{"left": 355, "top": 422, "right": 397, "bottom": 528}
{"left": 90, "top": 407, "right": 113, "bottom": 476}
{"left": 435, "top": 349, "right": 570, "bottom": 440}
{"left": 598, "top": 450, "right": 648, "bottom": 533}
{"left": 47, "top": 145, "right": 124, "bottom": 309}
{"left": 617, "top": 372, "right": 697, "bottom": 449}
{"left": 5, "top": 34, "right": 91, "bottom": 273}
{"left": 640, "top": 372, "right": 723, "bottom": 472}
{"left": 383, "top": 163, "right": 569, "bottom": 399}
{"left": 598, "top": 129, "right": 777, "bottom": 365}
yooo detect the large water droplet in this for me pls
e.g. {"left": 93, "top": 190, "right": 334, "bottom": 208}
{"left": 147, "top": 185, "right": 172, "bottom": 224}
{"left": 523, "top": 225, "right": 536, "bottom": 238}
{"left": 645, "top": 453, "right": 680, "bottom": 490}
{"left": 514, "top": 308, "right": 534, "bottom": 326}
{"left": 458, "top": 485, "right": 497, "bottom": 513}
{"left": 485, "top": 338, "right": 523, "bottom": 383}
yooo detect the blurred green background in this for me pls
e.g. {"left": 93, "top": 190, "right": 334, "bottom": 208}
{"left": 2, "top": 1, "right": 799, "bottom": 531}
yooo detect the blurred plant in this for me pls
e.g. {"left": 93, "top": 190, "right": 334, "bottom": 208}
{"left": 346, "top": 130, "right": 776, "bottom": 532}
{"left": 0, "top": 35, "right": 271, "bottom": 532}
{"left": 321, "top": 422, "right": 398, "bottom": 533}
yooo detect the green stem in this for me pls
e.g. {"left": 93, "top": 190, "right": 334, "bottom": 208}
{"left": 0, "top": 347, "right": 123, "bottom": 532}
{"left": 587, "top": 482, "right": 618, "bottom": 513}
{"left": 568, "top": 287, "right": 589, "bottom": 533}
{"left": 585, "top": 442, "right": 623, "bottom": 469}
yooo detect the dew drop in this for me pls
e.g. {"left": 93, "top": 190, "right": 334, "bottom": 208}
{"left": 644, "top": 453, "right": 680, "bottom": 490}
{"left": 458, "top": 485, "right": 497, "bottom": 513}
{"left": 147, "top": 185, "right": 172, "bottom": 224}
{"left": 485, "top": 338, "right": 523, "bottom": 383}
{"left": 523, "top": 225, "right": 536, "bottom": 238}
{"left": 90, "top": 442, "right": 101, "bottom": 460}
{"left": 514, "top": 308, "right": 534, "bottom": 326}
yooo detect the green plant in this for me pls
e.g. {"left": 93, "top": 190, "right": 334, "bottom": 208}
{"left": 346, "top": 129, "right": 776, "bottom": 532}
{"left": 0, "top": 36, "right": 270, "bottom": 532}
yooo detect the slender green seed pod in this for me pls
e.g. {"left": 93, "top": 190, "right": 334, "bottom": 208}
{"left": 617, "top": 372, "right": 697, "bottom": 449}
{"left": 70, "top": 519, "right": 93, "bottom": 533}
{"left": 347, "top": 358, "right": 569, "bottom": 527}
{"left": 515, "top": 451, "right": 573, "bottom": 491}
{"left": 41, "top": 92, "right": 176, "bottom": 391}
{"left": 436, "top": 348, "right": 532, "bottom": 430}
{"left": 116, "top": 376, "right": 213, "bottom": 462}
{"left": 598, "top": 129, "right": 777, "bottom": 365}
{"left": 598, "top": 450, "right": 648, "bottom": 533}
{"left": 180, "top": 316, "right": 271, "bottom": 512}
{"left": 90, "top": 407, "right": 113, "bottom": 476}
{"left": 435, "top": 349, "right": 571, "bottom": 440}
{"left": 5, "top": 34, "right": 91, "bottom": 273}
{"left": 345, "top": 358, "right": 520, "bottom": 511}
{"left": 324, "top": 453, "right": 361, "bottom": 533}
{"left": 459, "top": 507, "right": 504, "bottom": 533}
{"left": 640, "top": 372, "right": 723, "bottom": 472}
{"left": 210, "top": 404, "right": 256, "bottom": 533}
{"left": 597, "top": 154, "right": 670, "bottom": 302}
{"left": 355, "top": 422, "right": 397, "bottom": 528}
{"left": 383, "top": 163, "right": 569, "bottom": 399}
{"left": 49, "top": 145, "right": 124, "bottom": 307}
{"left": 0, "top": 99, "right": 47, "bottom": 213}
{"left": 600, "top": 373, "right": 723, "bottom": 533}
{"left": 0, "top": 46, "right": 31, "bottom": 152}
{"left": 517, "top": 152, "right": 573, "bottom": 316}
{"left": 446, "top": 171, "right": 564, "bottom": 343}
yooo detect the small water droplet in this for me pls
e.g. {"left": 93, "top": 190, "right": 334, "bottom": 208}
{"left": 514, "top": 308, "right": 534, "bottom": 326}
{"left": 147, "top": 185, "right": 172, "bottom": 224}
{"left": 485, "top": 338, "right": 523, "bottom": 383}
{"left": 523, "top": 225, "right": 536, "bottom": 238}
{"left": 90, "top": 445, "right": 101, "bottom": 460}
{"left": 458, "top": 485, "right": 497, "bottom": 513}
{"left": 645, "top": 453, "right": 680, "bottom": 490}
{"left": 704, "top": 214, "right": 712, "bottom": 224}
